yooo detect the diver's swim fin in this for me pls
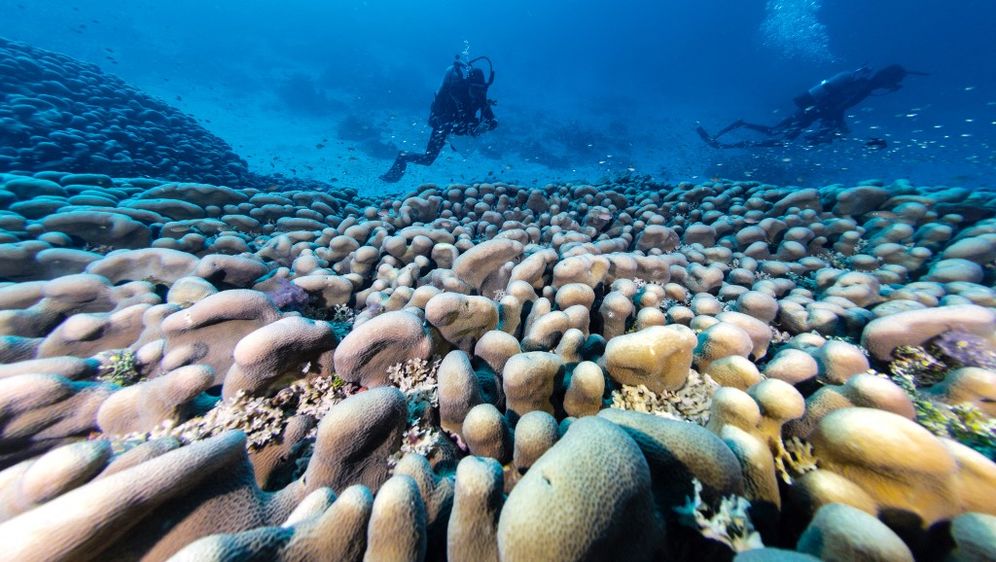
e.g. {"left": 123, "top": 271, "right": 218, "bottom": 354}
{"left": 696, "top": 126, "right": 721, "bottom": 149}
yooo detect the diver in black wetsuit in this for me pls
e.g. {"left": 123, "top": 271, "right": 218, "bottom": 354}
{"left": 697, "top": 64, "right": 923, "bottom": 149}
{"left": 381, "top": 56, "right": 498, "bottom": 182}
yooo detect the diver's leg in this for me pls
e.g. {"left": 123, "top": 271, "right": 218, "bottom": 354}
{"left": 407, "top": 128, "right": 448, "bottom": 166}
{"left": 696, "top": 125, "right": 721, "bottom": 148}
{"left": 713, "top": 119, "right": 750, "bottom": 138}
{"left": 380, "top": 153, "right": 410, "bottom": 183}
{"left": 699, "top": 119, "right": 782, "bottom": 148}
{"left": 707, "top": 136, "right": 787, "bottom": 149}
{"left": 379, "top": 129, "right": 449, "bottom": 182}
{"left": 738, "top": 122, "right": 777, "bottom": 135}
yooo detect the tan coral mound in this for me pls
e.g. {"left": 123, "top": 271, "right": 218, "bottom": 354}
{"left": 1, "top": 173, "right": 995, "bottom": 560}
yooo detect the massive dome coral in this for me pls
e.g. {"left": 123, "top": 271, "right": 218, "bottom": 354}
{"left": 0, "top": 37, "right": 251, "bottom": 186}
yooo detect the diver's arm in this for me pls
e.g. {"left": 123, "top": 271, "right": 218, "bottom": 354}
{"left": 481, "top": 101, "right": 496, "bottom": 125}
{"left": 474, "top": 101, "right": 497, "bottom": 135}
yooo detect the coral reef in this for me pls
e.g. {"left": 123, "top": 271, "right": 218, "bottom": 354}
{"left": 610, "top": 369, "right": 719, "bottom": 424}
{"left": 0, "top": 166, "right": 995, "bottom": 560}
{"left": 112, "top": 373, "right": 357, "bottom": 452}
{"left": 930, "top": 330, "right": 996, "bottom": 370}
{"left": 674, "top": 478, "right": 764, "bottom": 553}
{"left": 94, "top": 348, "right": 140, "bottom": 386}
{"left": 264, "top": 277, "right": 311, "bottom": 311}
{"left": 0, "top": 37, "right": 250, "bottom": 185}
{"left": 886, "top": 355, "right": 996, "bottom": 459}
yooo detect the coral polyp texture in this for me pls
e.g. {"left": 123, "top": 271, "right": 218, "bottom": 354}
{"left": 0, "top": 166, "right": 995, "bottom": 561}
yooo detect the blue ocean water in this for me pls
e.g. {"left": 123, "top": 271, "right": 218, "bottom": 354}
{"left": 1, "top": 0, "right": 994, "bottom": 193}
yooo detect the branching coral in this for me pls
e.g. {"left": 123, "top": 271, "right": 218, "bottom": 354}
{"left": 946, "top": 404, "right": 996, "bottom": 458}
{"left": 785, "top": 271, "right": 818, "bottom": 291}
{"left": 674, "top": 478, "right": 764, "bottom": 553}
{"left": 813, "top": 248, "right": 850, "bottom": 270}
{"left": 329, "top": 303, "right": 356, "bottom": 339}
{"left": 769, "top": 326, "right": 793, "bottom": 345}
{"left": 907, "top": 392, "right": 996, "bottom": 460}
{"left": 385, "top": 357, "right": 448, "bottom": 469}
{"left": 95, "top": 349, "right": 141, "bottom": 386}
{"left": 114, "top": 374, "right": 358, "bottom": 452}
{"left": 388, "top": 421, "right": 447, "bottom": 471}
{"left": 657, "top": 297, "right": 678, "bottom": 312}
{"left": 331, "top": 303, "right": 355, "bottom": 324}
{"left": 889, "top": 345, "right": 949, "bottom": 387}
{"left": 884, "top": 357, "right": 996, "bottom": 460}
{"left": 388, "top": 357, "right": 442, "bottom": 401}
{"left": 774, "top": 436, "right": 821, "bottom": 484}
{"left": 610, "top": 370, "right": 719, "bottom": 425}
{"left": 82, "top": 242, "right": 116, "bottom": 254}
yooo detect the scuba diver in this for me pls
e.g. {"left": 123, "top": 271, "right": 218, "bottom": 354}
{"left": 380, "top": 55, "right": 498, "bottom": 182}
{"left": 697, "top": 64, "right": 925, "bottom": 149}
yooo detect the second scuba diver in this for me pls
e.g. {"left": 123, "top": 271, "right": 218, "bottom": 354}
{"left": 697, "top": 64, "right": 924, "bottom": 149}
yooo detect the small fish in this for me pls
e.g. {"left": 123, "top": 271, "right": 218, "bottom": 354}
{"left": 865, "top": 138, "right": 888, "bottom": 150}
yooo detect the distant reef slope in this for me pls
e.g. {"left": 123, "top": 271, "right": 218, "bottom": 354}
{"left": 0, "top": 36, "right": 252, "bottom": 186}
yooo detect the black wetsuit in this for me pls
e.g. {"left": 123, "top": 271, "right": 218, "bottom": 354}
{"left": 381, "top": 63, "right": 497, "bottom": 182}
{"left": 698, "top": 66, "right": 901, "bottom": 149}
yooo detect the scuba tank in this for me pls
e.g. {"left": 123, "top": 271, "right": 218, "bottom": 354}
{"left": 808, "top": 66, "right": 871, "bottom": 101}
{"left": 796, "top": 66, "right": 870, "bottom": 111}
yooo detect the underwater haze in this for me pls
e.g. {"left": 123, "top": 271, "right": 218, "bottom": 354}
{"left": 2, "top": 0, "right": 994, "bottom": 193}
{"left": 5, "top": 2, "right": 996, "bottom": 560}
